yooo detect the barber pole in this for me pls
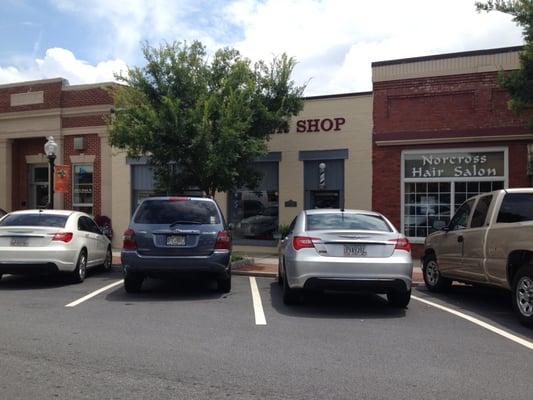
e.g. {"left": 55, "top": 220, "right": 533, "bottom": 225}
{"left": 319, "top": 162, "right": 326, "bottom": 189}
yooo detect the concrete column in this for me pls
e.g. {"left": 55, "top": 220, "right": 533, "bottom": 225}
{"left": 110, "top": 150, "right": 131, "bottom": 248}
{"left": 278, "top": 150, "right": 303, "bottom": 226}
{"left": 99, "top": 133, "right": 112, "bottom": 218}
{"left": 0, "top": 138, "right": 12, "bottom": 211}
{"left": 54, "top": 136, "right": 64, "bottom": 210}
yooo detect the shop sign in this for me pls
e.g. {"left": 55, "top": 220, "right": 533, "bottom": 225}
{"left": 54, "top": 164, "right": 70, "bottom": 193}
{"left": 296, "top": 117, "right": 346, "bottom": 133}
{"left": 404, "top": 151, "right": 505, "bottom": 179}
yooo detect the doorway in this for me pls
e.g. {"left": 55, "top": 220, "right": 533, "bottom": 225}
{"left": 29, "top": 164, "right": 49, "bottom": 209}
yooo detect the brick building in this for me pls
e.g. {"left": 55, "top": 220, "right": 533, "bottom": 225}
{"left": 371, "top": 46, "right": 531, "bottom": 257}
{"left": 0, "top": 78, "right": 115, "bottom": 224}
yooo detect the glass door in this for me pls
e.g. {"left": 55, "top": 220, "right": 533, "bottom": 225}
{"left": 29, "top": 164, "right": 49, "bottom": 209}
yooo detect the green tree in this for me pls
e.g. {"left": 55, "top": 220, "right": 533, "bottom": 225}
{"left": 109, "top": 41, "right": 305, "bottom": 197}
{"left": 476, "top": 0, "right": 533, "bottom": 130}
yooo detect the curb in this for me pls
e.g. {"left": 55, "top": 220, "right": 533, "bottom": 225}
{"left": 233, "top": 270, "right": 278, "bottom": 278}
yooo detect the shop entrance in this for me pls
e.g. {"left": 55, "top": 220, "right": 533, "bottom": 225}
{"left": 310, "top": 190, "right": 340, "bottom": 209}
{"left": 28, "top": 164, "right": 49, "bottom": 209}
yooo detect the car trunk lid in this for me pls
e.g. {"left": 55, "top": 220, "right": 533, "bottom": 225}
{"left": 308, "top": 230, "right": 399, "bottom": 258}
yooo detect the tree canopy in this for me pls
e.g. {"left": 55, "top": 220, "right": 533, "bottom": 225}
{"left": 476, "top": 0, "right": 533, "bottom": 130}
{"left": 109, "top": 41, "right": 305, "bottom": 197}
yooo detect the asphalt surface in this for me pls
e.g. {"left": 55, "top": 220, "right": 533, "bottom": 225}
{"left": 0, "top": 267, "right": 532, "bottom": 400}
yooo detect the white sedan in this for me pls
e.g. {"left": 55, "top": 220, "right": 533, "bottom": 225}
{"left": 0, "top": 210, "right": 112, "bottom": 283}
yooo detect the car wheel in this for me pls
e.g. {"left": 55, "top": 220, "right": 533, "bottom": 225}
{"left": 102, "top": 247, "right": 112, "bottom": 272}
{"left": 282, "top": 269, "right": 301, "bottom": 305}
{"left": 387, "top": 289, "right": 411, "bottom": 308}
{"left": 218, "top": 273, "right": 232, "bottom": 293}
{"left": 71, "top": 250, "right": 87, "bottom": 284}
{"left": 513, "top": 265, "right": 533, "bottom": 328}
{"left": 423, "top": 257, "right": 452, "bottom": 292}
{"left": 124, "top": 273, "right": 143, "bottom": 293}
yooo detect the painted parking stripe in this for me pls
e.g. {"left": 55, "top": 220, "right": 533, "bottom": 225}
{"left": 412, "top": 295, "right": 533, "bottom": 350}
{"left": 65, "top": 279, "right": 123, "bottom": 307}
{"left": 249, "top": 277, "right": 267, "bottom": 325}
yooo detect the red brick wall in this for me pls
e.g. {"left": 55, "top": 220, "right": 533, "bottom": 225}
{"left": 61, "top": 87, "right": 113, "bottom": 108}
{"left": 0, "top": 81, "right": 62, "bottom": 113}
{"left": 63, "top": 134, "right": 101, "bottom": 217}
{"left": 11, "top": 138, "right": 47, "bottom": 210}
{"left": 373, "top": 72, "right": 528, "bottom": 135}
{"left": 62, "top": 115, "right": 107, "bottom": 128}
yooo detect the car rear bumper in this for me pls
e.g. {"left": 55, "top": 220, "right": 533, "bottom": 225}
{"left": 285, "top": 253, "right": 413, "bottom": 291}
{"left": 0, "top": 247, "right": 78, "bottom": 274}
{"left": 121, "top": 250, "right": 231, "bottom": 278}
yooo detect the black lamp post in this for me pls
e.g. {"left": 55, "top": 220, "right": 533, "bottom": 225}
{"left": 44, "top": 136, "right": 58, "bottom": 209}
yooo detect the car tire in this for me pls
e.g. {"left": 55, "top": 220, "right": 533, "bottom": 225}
{"left": 387, "top": 289, "right": 411, "bottom": 308}
{"left": 423, "top": 256, "right": 452, "bottom": 292}
{"left": 218, "top": 273, "right": 232, "bottom": 293}
{"left": 71, "top": 250, "right": 87, "bottom": 284}
{"left": 124, "top": 273, "right": 143, "bottom": 293}
{"left": 277, "top": 261, "right": 283, "bottom": 286}
{"left": 0, "top": 273, "right": 3, "bottom": 281}
{"left": 512, "top": 265, "right": 533, "bottom": 328}
{"left": 282, "top": 270, "right": 301, "bottom": 305}
{"left": 102, "top": 246, "right": 112, "bottom": 272}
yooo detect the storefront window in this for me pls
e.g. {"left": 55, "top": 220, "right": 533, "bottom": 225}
{"left": 402, "top": 148, "right": 506, "bottom": 240}
{"left": 72, "top": 164, "right": 94, "bottom": 215}
{"left": 229, "top": 162, "right": 279, "bottom": 243}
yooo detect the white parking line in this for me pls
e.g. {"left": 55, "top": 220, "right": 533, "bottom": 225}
{"left": 249, "top": 277, "right": 267, "bottom": 325}
{"left": 65, "top": 279, "right": 123, "bottom": 308}
{"left": 412, "top": 295, "right": 533, "bottom": 350}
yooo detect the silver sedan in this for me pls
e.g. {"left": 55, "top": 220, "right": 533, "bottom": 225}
{"left": 0, "top": 210, "right": 112, "bottom": 283}
{"left": 278, "top": 209, "right": 413, "bottom": 307}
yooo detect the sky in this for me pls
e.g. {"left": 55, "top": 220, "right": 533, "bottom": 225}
{"left": 0, "top": 0, "right": 525, "bottom": 95}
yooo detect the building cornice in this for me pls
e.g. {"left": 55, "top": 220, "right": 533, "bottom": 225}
{"left": 375, "top": 134, "right": 533, "bottom": 146}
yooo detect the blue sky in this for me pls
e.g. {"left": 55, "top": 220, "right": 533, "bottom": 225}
{"left": 0, "top": 0, "right": 525, "bottom": 95}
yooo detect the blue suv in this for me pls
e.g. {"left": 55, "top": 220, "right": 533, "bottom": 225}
{"left": 121, "top": 196, "right": 232, "bottom": 293}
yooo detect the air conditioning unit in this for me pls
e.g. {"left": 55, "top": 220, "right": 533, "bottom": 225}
{"left": 74, "top": 136, "right": 85, "bottom": 151}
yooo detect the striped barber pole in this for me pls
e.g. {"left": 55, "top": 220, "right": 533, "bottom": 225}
{"left": 319, "top": 162, "right": 326, "bottom": 189}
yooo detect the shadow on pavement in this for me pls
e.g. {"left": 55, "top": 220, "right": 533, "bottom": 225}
{"left": 0, "top": 267, "right": 118, "bottom": 290}
{"left": 105, "top": 277, "right": 226, "bottom": 302}
{"left": 414, "top": 284, "right": 533, "bottom": 339}
{"left": 268, "top": 282, "right": 407, "bottom": 319}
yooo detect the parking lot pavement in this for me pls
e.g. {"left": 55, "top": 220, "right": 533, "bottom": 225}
{"left": 0, "top": 273, "right": 532, "bottom": 399}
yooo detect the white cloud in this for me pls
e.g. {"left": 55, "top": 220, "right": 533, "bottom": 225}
{"left": 225, "top": 0, "right": 524, "bottom": 94}
{"left": 0, "top": 0, "right": 525, "bottom": 93}
{"left": 0, "top": 48, "right": 127, "bottom": 84}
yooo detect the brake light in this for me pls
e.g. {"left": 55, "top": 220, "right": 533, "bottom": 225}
{"left": 390, "top": 237, "right": 411, "bottom": 252}
{"left": 293, "top": 236, "right": 319, "bottom": 251}
{"left": 168, "top": 196, "right": 189, "bottom": 201}
{"left": 215, "top": 230, "right": 231, "bottom": 250}
{"left": 123, "top": 229, "right": 137, "bottom": 250}
{"left": 51, "top": 232, "right": 73, "bottom": 243}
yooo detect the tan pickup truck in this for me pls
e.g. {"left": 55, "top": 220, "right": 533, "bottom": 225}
{"left": 422, "top": 188, "right": 533, "bottom": 327}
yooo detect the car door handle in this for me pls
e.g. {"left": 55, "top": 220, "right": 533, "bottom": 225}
{"left": 457, "top": 235, "right": 464, "bottom": 243}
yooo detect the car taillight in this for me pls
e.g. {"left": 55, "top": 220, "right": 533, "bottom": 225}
{"left": 390, "top": 237, "right": 411, "bottom": 252}
{"left": 123, "top": 229, "right": 137, "bottom": 250}
{"left": 293, "top": 236, "right": 319, "bottom": 251}
{"left": 215, "top": 230, "right": 231, "bottom": 250}
{"left": 51, "top": 232, "right": 73, "bottom": 243}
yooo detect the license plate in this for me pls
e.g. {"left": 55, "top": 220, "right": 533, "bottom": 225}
{"left": 166, "top": 235, "right": 186, "bottom": 247}
{"left": 344, "top": 244, "right": 367, "bottom": 257}
{"left": 10, "top": 238, "right": 28, "bottom": 247}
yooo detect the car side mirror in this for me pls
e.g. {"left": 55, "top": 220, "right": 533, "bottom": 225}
{"left": 432, "top": 220, "right": 447, "bottom": 231}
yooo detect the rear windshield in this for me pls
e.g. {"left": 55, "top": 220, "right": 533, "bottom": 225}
{"left": 134, "top": 199, "right": 221, "bottom": 225}
{"left": 0, "top": 213, "right": 68, "bottom": 228}
{"left": 306, "top": 213, "right": 392, "bottom": 232}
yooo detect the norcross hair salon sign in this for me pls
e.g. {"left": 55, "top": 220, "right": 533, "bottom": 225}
{"left": 404, "top": 151, "right": 505, "bottom": 179}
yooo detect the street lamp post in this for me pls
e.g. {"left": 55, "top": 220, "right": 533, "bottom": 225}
{"left": 44, "top": 136, "right": 58, "bottom": 209}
